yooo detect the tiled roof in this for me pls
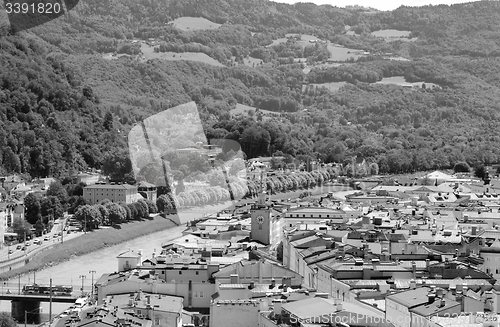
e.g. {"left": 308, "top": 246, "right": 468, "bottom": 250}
{"left": 85, "top": 184, "right": 137, "bottom": 190}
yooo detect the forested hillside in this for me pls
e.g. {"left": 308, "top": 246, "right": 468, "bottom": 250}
{"left": 1, "top": 0, "right": 500, "bottom": 179}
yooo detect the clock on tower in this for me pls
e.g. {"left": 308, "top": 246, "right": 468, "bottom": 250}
{"left": 257, "top": 215, "right": 265, "bottom": 224}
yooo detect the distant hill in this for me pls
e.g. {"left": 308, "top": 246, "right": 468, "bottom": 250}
{"left": 2, "top": 0, "right": 500, "bottom": 179}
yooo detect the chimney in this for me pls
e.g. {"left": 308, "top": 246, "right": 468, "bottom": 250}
{"left": 271, "top": 278, "right": 276, "bottom": 288}
{"left": 456, "top": 284, "right": 463, "bottom": 293}
{"left": 336, "top": 303, "right": 343, "bottom": 311}
{"left": 436, "top": 288, "right": 443, "bottom": 298}
{"left": 412, "top": 261, "right": 417, "bottom": 278}
{"left": 272, "top": 300, "right": 283, "bottom": 315}
{"left": 456, "top": 291, "right": 464, "bottom": 311}
{"left": 425, "top": 259, "right": 430, "bottom": 271}
{"left": 230, "top": 274, "right": 239, "bottom": 284}
{"left": 338, "top": 244, "right": 345, "bottom": 257}
{"left": 147, "top": 295, "right": 150, "bottom": 305}
{"left": 428, "top": 293, "right": 436, "bottom": 304}
{"left": 249, "top": 281, "right": 255, "bottom": 289}
{"left": 472, "top": 226, "right": 477, "bottom": 235}
{"left": 363, "top": 243, "right": 369, "bottom": 258}
{"left": 439, "top": 298, "right": 446, "bottom": 307}
{"left": 409, "top": 279, "right": 416, "bottom": 290}
{"left": 282, "top": 276, "right": 292, "bottom": 289}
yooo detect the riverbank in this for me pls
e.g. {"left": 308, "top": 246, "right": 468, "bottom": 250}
{"left": 0, "top": 215, "right": 180, "bottom": 280}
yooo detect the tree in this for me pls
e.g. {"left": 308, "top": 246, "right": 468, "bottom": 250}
{"left": 67, "top": 196, "right": 88, "bottom": 214}
{"left": 74, "top": 205, "right": 101, "bottom": 231}
{"left": 475, "top": 165, "right": 486, "bottom": 179}
{"left": 0, "top": 312, "right": 17, "bottom": 327}
{"left": 135, "top": 199, "right": 149, "bottom": 218}
{"left": 157, "top": 194, "right": 173, "bottom": 212}
{"left": 96, "top": 205, "right": 110, "bottom": 225}
{"left": 103, "top": 111, "right": 114, "bottom": 131}
{"left": 127, "top": 203, "right": 138, "bottom": 220}
{"left": 453, "top": 162, "right": 470, "bottom": 173}
{"left": 47, "top": 181, "right": 69, "bottom": 206}
{"left": 35, "top": 219, "right": 45, "bottom": 236}
{"left": 24, "top": 193, "right": 42, "bottom": 225}
{"left": 175, "top": 179, "right": 185, "bottom": 194}
{"left": 105, "top": 202, "right": 126, "bottom": 225}
{"left": 144, "top": 199, "right": 158, "bottom": 214}
{"left": 101, "top": 150, "right": 135, "bottom": 183}
{"left": 2, "top": 147, "right": 21, "bottom": 173}
{"left": 40, "top": 196, "right": 64, "bottom": 222}
{"left": 119, "top": 202, "right": 132, "bottom": 221}
{"left": 276, "top": 241, "right": 283, "bottom": 262}
{"left": 11, "top": 218, "right": 32, "bottom": 240}
{"left": 229, "top": 160, "right": 246, "bottom": 176}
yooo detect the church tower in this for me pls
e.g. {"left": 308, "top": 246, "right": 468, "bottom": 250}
{"left": 251, "top": 191, "right": 272, "bottom": 245}
{"left": 251, "top": 169, "right": 272, "bottom": 245}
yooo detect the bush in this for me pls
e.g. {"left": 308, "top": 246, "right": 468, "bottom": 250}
{"left": 453, "top": 162, "right": 470, "bottom": 173}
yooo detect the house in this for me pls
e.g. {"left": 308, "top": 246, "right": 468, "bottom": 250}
{"left": 213, "top": 260, "right": 302, "bottom": 286}
{"left": 95, "top": 270, "right": 215, "bottom": 313}
{"left": 385, "top": 286, "right": 479, "bottom": 327}
{"left": 479, "top": 239, "right": 500, "bottom": 279}
{"left": 138, "top": 181, "right": 157, "bottom": 202}
{"left": 117, "top": 249, "right": 142, "bottom": 272}
{"left": 279, "top": 296, "right": 391, "bottom": 327}
{"left": 284, "top": 207, "right": 347, "bottom": 227}
{"left": 94, "top": 292, "right": 184, "bottom": 327}
{"left": 72, "top": 172, "right": 102, "bottom": 185}
{"left": 83, "top": 183, "right": 138, "bottom": 205}
{"left": 10, "top": 183, "right": 32, "bottom": 199}
{"left": 210, "top": 299, "right": 264, "bottom": 327}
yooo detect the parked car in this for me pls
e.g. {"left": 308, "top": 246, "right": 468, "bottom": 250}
{"left": 8, "top": 250, "right": 13, "bottom": 254}
{"left": 16, "top": 245, "right": 21, "bottom": 250}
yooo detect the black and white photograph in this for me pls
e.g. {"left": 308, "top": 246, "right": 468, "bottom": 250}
{"left": 0, "top": 0, "right": 499, "bottom": 326}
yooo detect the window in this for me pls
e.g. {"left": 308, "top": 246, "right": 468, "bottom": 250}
{"left": 196, "top": 271, "right": 199, "bottom": 275}
{"left": 179, "top": 271, "right": 182, "bottom": 275}
{"left": 259, "top": 225, "right": 262, "bottom": 230}
{"left": 200, "top": 291, "right": 204, "bottom": 297}
{"left": 194, "top": 292, "right": 198, "bottom": 297}
{"left": 161, "top": 271, "right": 165, "bottom": 274}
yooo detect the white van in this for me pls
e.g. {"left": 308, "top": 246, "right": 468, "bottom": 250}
{"left": 33, "top": 239, "right": 41, "bottom": 245}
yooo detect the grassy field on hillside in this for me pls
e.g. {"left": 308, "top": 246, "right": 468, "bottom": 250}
{"left": 169, "top": 17, "right": 221, "bottom": 31}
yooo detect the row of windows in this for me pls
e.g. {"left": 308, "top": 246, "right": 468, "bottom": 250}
{"left": 92, "top": 193, "right": 125, "bottom": 196}
{"left": 486, "top": 268, "right": 500, "bottom": 274}
{"left": 193, "top": 291, "right": 204, "bottom": 297}
{"left": 159, "top": 271, "right": 200, "bottom": 275}
{"left": 287, "top": 214, "right": 335, "bottom": 218}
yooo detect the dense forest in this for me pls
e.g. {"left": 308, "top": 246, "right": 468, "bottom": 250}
{"left": 2, "top": 0, "right": 500, "bottom": 180}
